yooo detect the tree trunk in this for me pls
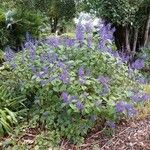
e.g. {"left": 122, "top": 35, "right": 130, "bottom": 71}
{"left": 144, "top": 13, "right": 150, "bottom": 47}
{"left": 51, "top": 18, "right": 58, "bottom": 33}
{"left": 125, "top": 26, "right": 131, "bottom": 54}
{"left": 132, "top": 28, "right": 139, "bottom": 53}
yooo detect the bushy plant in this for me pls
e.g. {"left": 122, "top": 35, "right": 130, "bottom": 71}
{"left": 0, "top": 5, "right": 44, "bottom": 50}
{"left": 2, "top": 22, "right": 149, "bottom": 144}
{"left": 0, "top": 84, "right": 26, "bottom": 136}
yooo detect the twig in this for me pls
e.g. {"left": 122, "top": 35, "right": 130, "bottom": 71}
{"left": 100, "top": 127, "right": 131, "bottom": 149}
{"left": 79, "top": 140, "right": 100, "bottom": 148}
{"left": 87, "top": 126, "right": 106, "bottom": 140}
{"left": 60, "top": 140, "right": 69, "bottom": 150}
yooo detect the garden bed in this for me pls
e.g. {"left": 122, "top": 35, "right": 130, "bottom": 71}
{"left": 1, "top": 117, "right": 150, "bottom": 150}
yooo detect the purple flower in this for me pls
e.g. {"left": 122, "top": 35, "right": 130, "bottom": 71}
{"left": 46, "top": 37, "right": 61, "bottom": 47}
{"left": 131, "top": 59, "right": 145, "bottom": 70}
{"left": 76, "top": 23, "right": 85, "bottom": 42}
{"left": 36, "top": 72, "right": 45, "bottom": 78}
{"left": 76, "top": 101, "right": 84, "bottom": 110}
{"left": 98, "top": 23, "right": 115, "bottom": 51}
{"left": 115, "top": 101, "right": 125, "bottom": 113}
{"left": 61, "top": 92, "right": 69, "bottom": 103}
{"left": 78, "top": 67, "right": 84, "bottom": 77}
{"left": 136, "top": 76, "right": 145, "bottom": 84}
{"left": 24, "top": 41, "right": 36, "bottom": 61}
{"left": 125, "top": 104, "right": 136, "bottom": 116}
{"left": 98, "top": 76, "right": 110, "bottom": 85}
{"left": 130, "top": 92, "right": 149, "bottom": 103}
{"left": 85, "top": 23, "right": 93, "bottom": 33}
{"left": 142, "top": 93, "right": 150, "bottom": 101}
{"left": 120, "top": 53, "right": 130, "bottom": 63}
{"left": 65, "top": 39, "right": 75, "bottom": 47}
{"left": 57, "top": 61, "right": 66, "bottom": 69}
{"left": 4, "top": 47, "right": 15, "bottom": 62}
{"left": 116, "top": 101, "right": 136, "bottom": 116}
{"left": 43, "top": 66, "right": 49, "bottom": 74}
{"left": 130, "top": 94, "right": 141, "bottom": 102}
{"left": 59, "top": 70, "right": 70, "bottom": 84}
{"left": 40, "top": 53, "right": 48, "bottom": 63}
{"left": 47, "top": 52, "right": 58, "bottom": 63}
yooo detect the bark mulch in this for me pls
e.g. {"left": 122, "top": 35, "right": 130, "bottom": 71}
{"left": 1, "top": 117, "right": 150, "bottom": 150}
{"left": 61, "top": 117, "right": 150, "bottom": 150}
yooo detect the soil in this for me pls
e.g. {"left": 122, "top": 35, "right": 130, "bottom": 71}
{"left": 1, "top": 117, "right": 150, "bottom": 150}
{"left": 61, "top": 117, "right": 150, "bottom": 150}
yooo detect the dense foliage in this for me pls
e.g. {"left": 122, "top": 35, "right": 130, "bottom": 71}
{"left": 1, "top": 23, "right": 149, "bottom": 145}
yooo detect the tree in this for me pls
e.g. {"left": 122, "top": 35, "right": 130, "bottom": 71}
{"left": 83, "top": 0, "right": 150, "bottom": 55}
{"left": 16, "top": 0, "right": 76, "bottom": 33}
{"left": 2, "top": 0, "right": 76, "bottom": 33}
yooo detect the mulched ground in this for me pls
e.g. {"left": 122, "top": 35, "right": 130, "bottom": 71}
{"left": 1, "top": 117, "right": 150, "bottom": 150}
{"left": 61, "top": 117, "right": 150, "bottom": 150}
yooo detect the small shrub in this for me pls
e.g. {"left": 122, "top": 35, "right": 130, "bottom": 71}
{"left": 2, "top": 22, "right": 148, "bottom": 144}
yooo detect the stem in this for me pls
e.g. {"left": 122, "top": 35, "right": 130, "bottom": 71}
{"left": 125, "top": 26, "right": 131, "bottom": 54}
{"left": 132, "top": 28, "right": 139, "bottom": 53}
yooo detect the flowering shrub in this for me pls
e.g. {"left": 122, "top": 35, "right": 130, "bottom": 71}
{"left": 2, "top": 22, "right": 149, "bottom": 144}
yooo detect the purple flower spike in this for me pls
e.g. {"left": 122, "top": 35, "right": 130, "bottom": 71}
{"left": 43, "top": 66, "right": 49, "bottom": 74}
{"left": 76, "top": 23, "right": 85, "bottom": 42}
{"left": 58, "top": 61, "right": 66, "bottom": 69}
{"left": 142, "top": 93, "right": 150, "bottom": 101}
{"left": 24, "top": 41, "right": 36, "bottom": 61}
{"left": 4, "top": 47, "right": 15, "bottom": 62}
{"left": 85, "top": 23, "right": 93, "bottom": 33}
{"left": 130, "top": 92, "right": 149, "bottom": 103}
{"left": 131, "top": 59, "right": 145, "bottom": 70}
{"left": 98, "top": 76, "right": 110, "bottom": 85}
{"left": 115, "top": 101, "right": 125, "bottom": 113}
{"left": 61, "top": 92, "right": 69, "bottom": 103}
{"left": 59, "top": 70, "right": 70, "bottom": 84}
{"left": 78, "top": 67, "right": 84, "bottom": 77}
{"left": 46, "top": 37, "right": 61, "bottom": 47}
{"left": 125, "top": 104, "right": 136, "bottom": 116}
{"left": 76, "top": 101, "right": 84, "bottom": 110}
{"left": 98, "top": 23, "right": 115, "bottom": 51}
{"left": 65, "top": 39, "right": 75, "bottom": 47}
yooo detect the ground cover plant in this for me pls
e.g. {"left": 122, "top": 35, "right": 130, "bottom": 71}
{"left": 0, "top": 22, "right": 149, "bottom": 149}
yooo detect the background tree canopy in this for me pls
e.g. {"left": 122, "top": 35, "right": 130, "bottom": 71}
{"left": 82, "top": 0, "right": 150, "bottom": 55}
